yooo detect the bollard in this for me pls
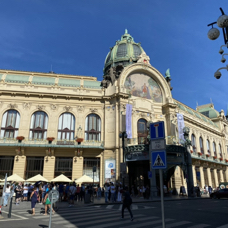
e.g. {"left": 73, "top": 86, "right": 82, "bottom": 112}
{"left": 8, "top": 196, "right": 13, "bottom": 218}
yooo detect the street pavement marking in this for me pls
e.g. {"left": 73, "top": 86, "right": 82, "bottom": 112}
{"left": 42, "top": 210, "right": 120, "bottom": 222}
{"left": 119, "top": 218, "right": 174, "bottom": 228}
{"left": 118, "top": 205, "right": 122, "bottom": 210}
{"left": 54, "top": 214, "right": 145, "bottom": 226}
{"left": 131, "top": 204, "right": 138, "bottom": 210}
{"left": 143, "top": 206, "right": 156, "bottom": 209}
{"left": 106, "top": 205, "right": 114, "bottom": 209}
{"left": 1, "top": 211, "right": 28, "bottom": 220}
{"left": 51, "top": 211, "right": 124, "bottom": 224}
{"left": 217, "top": 225, "right": 228, "bottom": 228}
{"left": 187, "top": 225, "right": 210, "bottom": 228}
{"left": 154, "top": 221, "right": 192, "bottom": 228}
{"left": 89, "top": 216, "right": 159, "bottom": 228}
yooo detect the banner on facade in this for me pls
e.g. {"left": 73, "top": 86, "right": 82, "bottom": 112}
{"left": 105, "top": 159, "right": 116, "bottom": 183}
{"left": 126, "top": 104, "right": 132, "bottom": 138}
{"left": 177, "top": 113, "right": 185, "bottom": 143}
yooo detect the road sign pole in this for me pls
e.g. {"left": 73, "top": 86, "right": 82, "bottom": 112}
{"left": 49, "top": 192, "right": 53, "bottom": 228}
{"left": 159, "top": 169, "right": 165, "bottom": 228}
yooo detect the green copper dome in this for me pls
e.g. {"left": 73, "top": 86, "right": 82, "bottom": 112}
{"left": 103, "top": 29, "right": 144, "bottom": 75}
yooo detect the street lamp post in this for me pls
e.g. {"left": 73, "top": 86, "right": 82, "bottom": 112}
{"left": 119, "top": 131, "right": 127, "bottom": 187}
{"left": 207, "top": 7, "right": 228, "bottom": 79}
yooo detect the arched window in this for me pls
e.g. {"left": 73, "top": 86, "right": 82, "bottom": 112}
{"left": 58, "top": 112, "right": 75, "bottom": 140}
{"left": 29, "top": 111, "right": 48, "bottom": 139}
{"left": 137, "top": 119, "right": 148, "bottom": 144}
{"left": 207, "top": 139, "right": 210, "bottom": 155}
{"left": 219, "top": 143, "right": 222, "bottom": 158}
{"left": 213, "top": 142, "right": 217, "bottom": 156}
{"left": 199, "top": 137, "right": 204, "bottom": 154}
{"left": 0, "top": 110, "right": 20, "bottom": 138}
{"left": 191, "top": 134, "right": 196, "bottom": 152}
{"left": 85, "top": 114, "right": 101, "bottom": 141}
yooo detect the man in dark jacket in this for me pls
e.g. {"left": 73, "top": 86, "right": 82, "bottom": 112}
{"left": 121, "top": 186, "right": 133, "bottom": 221}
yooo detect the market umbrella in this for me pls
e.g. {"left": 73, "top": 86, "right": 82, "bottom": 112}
{"left": 26, "top": 174, "right": 48, "bottom": 182}
{"left": 7, "top": 174, "right": 25, "bottom": 182}
{"left": 75, "top": 175, "right": 94, "bottom": 183}
{"left": 50, "top": 174, "right": 72, "bottom": 182}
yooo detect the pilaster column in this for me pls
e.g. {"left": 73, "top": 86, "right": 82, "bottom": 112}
{"left": 207, "top": 168, "right": 212, "bottom": 187}
{"left": 213, "top": 169, "right": 219, "bottom": 187}
{"left": 13, "top": 155, "right": 26, "bottom": 178}
{"left": 199, "top": 166, "right": 205, "bottom": 188}
{"left": 225, "top": 167, "right": 228, "bottom": 182}
{"left": 72, "top": 155, "right": 83, "bottom": 182}
{"left": 192, "top": 165, "right": 197, "bottom": 186}
{"left": 43, "top": 156, "right": 55, "bottom": 181}
{"left": 219, "top": 170, "right": 224, "bottom": 182}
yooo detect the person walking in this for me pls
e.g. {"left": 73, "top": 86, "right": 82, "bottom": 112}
{"left": 121, "top": 186, "right": 133, "bottom": 221}
{"left": 68, "top": 184, "right": 76, "bottom": 207}
{"left": 15, "top": 182, "right": 23, "bottom": 205}
{"left": 3, "top": 184, "right": 11, "bottom": 207}
{"left": 23, "top": 184, "right": 29, "bottom": 201}
{"left": 43, "top": 190, "right": 55, "bottom": 215}
{"left": 110, "top": 183, "right": 115, "bottom": 203}
{"left": 30, "top": 186, "right": 38, "bottom": 215}
{"left": 75, "top": 184, "right": 81, "bottom": 202}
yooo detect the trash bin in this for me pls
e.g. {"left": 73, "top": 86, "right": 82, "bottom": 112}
{"left": 84, "top": 193, "right": 91, "bottom": 204}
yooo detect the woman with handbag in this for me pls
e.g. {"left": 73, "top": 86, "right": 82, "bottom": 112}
{"left": 43, "top": 190, "right": 55, "bottom": 215}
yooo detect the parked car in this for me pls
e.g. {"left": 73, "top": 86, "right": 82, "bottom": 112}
{"left": 210, "top": 188, "right": 228, "bottom": 199}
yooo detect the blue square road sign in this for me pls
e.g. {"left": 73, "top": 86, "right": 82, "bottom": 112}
{"left": 151, "top": 151, "right": 167, "bottom": 169}
{"left": 150, "top": 121, "right": 165, "bottom": 140}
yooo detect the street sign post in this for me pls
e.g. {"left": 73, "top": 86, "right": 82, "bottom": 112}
{"left": 48, "top": 190, "right": 59, "bottom": 228}
{"left": 150, "top": 121, "right": 166, "bottom": 228}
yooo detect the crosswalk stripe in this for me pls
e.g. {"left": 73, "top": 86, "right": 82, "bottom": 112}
{"left": 131, "top": 204, "right": 138, "bottom": 210}
{"left": 119, "top": 218, "right": 174, "bottom": 228}
{"left": 89, "top": 216, "right": 159, "bottom": 228}
{"left": 154, "top": 221, "right": 192, "bottom": 228}
{"left": 216, "top": 225, "right": 228, "bottom": 228}
{"left": 118, "top": 205, "right": 122, "bottom": 210}
{"left": 106, "top": 205, "right": 114, "bottom": 209}
{"left": 53, "top": 214, "right": 145, "bottom": 226}
{"left": 187, "top": 225, "right": 210, "bottom": 228}
{"left": 42, "top": 210, "right": 121, "bottom": 222}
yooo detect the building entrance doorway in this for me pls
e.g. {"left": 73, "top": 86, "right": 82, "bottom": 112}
{"left": 128, "top": 160, "right": 150, "bottom": 195}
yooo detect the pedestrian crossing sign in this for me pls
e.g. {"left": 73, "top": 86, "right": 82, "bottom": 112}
{"left": 151, "top": 151, "right": 167, "bottom": 169}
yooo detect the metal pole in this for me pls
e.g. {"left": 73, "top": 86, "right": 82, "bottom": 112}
{"left": 122, "top": 133, "right": 125, "bottom": 187}
{"left": 93, "top": 171, "right": 94, "bottom": 203}
{"left": 49, "top": 192, "right": 53, "bottom": 228}
{"left": 159, "top": 169, "right": 166, "bottom": 228}
{"left": 8, "top": 196, "right": 13, "bottom": 218}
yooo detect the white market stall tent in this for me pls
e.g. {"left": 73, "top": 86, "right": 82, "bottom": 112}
{"left": 50, "top": 174, "right": 72, "bottom": 182}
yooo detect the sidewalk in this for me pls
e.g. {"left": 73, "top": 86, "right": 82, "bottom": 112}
{"left": 89, "top": 194, "right": 210, "bottom": 206}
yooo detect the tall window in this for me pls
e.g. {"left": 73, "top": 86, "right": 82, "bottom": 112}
{"left": 55, "top": 157, "right": 72, "bottom": 179}
{"left": 29, "top": 111, "right": 48, "bottom": 139}
{"left": 213, "top": 142, "right": 217, "bottom": 157}
{"left": 0, "top": 156, "right": 14, "bottom": 178}
{"left": 0, "top": 110, "right": 20, "bottom": 138}
{"left": 207, "top": 139, "right": 210, "bottom": 155}
{"left": 199, "top": 137, "right": 204, "bottom": 154}
{"left": 137, "top": 119, "right": 148, "bottom": 144}
{"left": 58, "top": 112, "right": 75, "bottom": 140}
{"left": 83, "top": 158, "right": 100, "bottom": 182}
{"left": 85, "top": 114, "right": 101, "bottom": 141}
{"left": 191, "top": 134, "right": 196, "bottom": 152}
{"left": 219, "top": 143, "right": 223, "bottom": 158}
{"left": 25, "top": 157, "right": 44, "bottom": 179}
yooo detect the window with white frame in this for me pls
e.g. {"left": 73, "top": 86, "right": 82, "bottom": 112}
{"left": 85, "top": 114, "right": 101, "bottom": 141}
{"left": 0, "top": 109, "right": 20, "bottom": 138}
{"left": 199, "top": 137, "right": 204, "bottom": 154}
{"left": 29, "top": 111, "right": 48, "bottom": 139}
{"left": 207, "top": 139, "right": 210, "bottom": 155}
{"left": 191, "top": 134, "right": 196, "bottom": 152}
{"left": 219, "top": 143, "right": 223, "bottom": 158}
{"left": 58, "top": 112, "right": 75, "bottom": 140}
{"left": 213, "top": 142, "right": 217, "bottom": 157}
{"left": 137, "top": 118, "right": 148, "bottom": 144}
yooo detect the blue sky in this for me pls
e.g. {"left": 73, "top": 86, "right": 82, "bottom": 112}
{"left": 0, "top": 1, "right": 228, "bottom": 113}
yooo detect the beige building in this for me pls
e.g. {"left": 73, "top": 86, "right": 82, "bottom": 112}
{"left": 0, "top": 30, "right": 228, "bottom": 192}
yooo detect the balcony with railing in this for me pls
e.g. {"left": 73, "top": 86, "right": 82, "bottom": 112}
{"left": 0, "top": 137, "right": 104, "bottom": 149}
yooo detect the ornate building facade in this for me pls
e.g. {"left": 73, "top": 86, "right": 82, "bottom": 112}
{"left": 0, "top": 30, "right": 228, "bottom": 192}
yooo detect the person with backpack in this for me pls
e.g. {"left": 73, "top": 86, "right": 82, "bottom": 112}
{"left": 30, "top": 186, "right": 39, "bottom": 215}
{"left": 121, "top": 186, "right": 133, "bottom": 221}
